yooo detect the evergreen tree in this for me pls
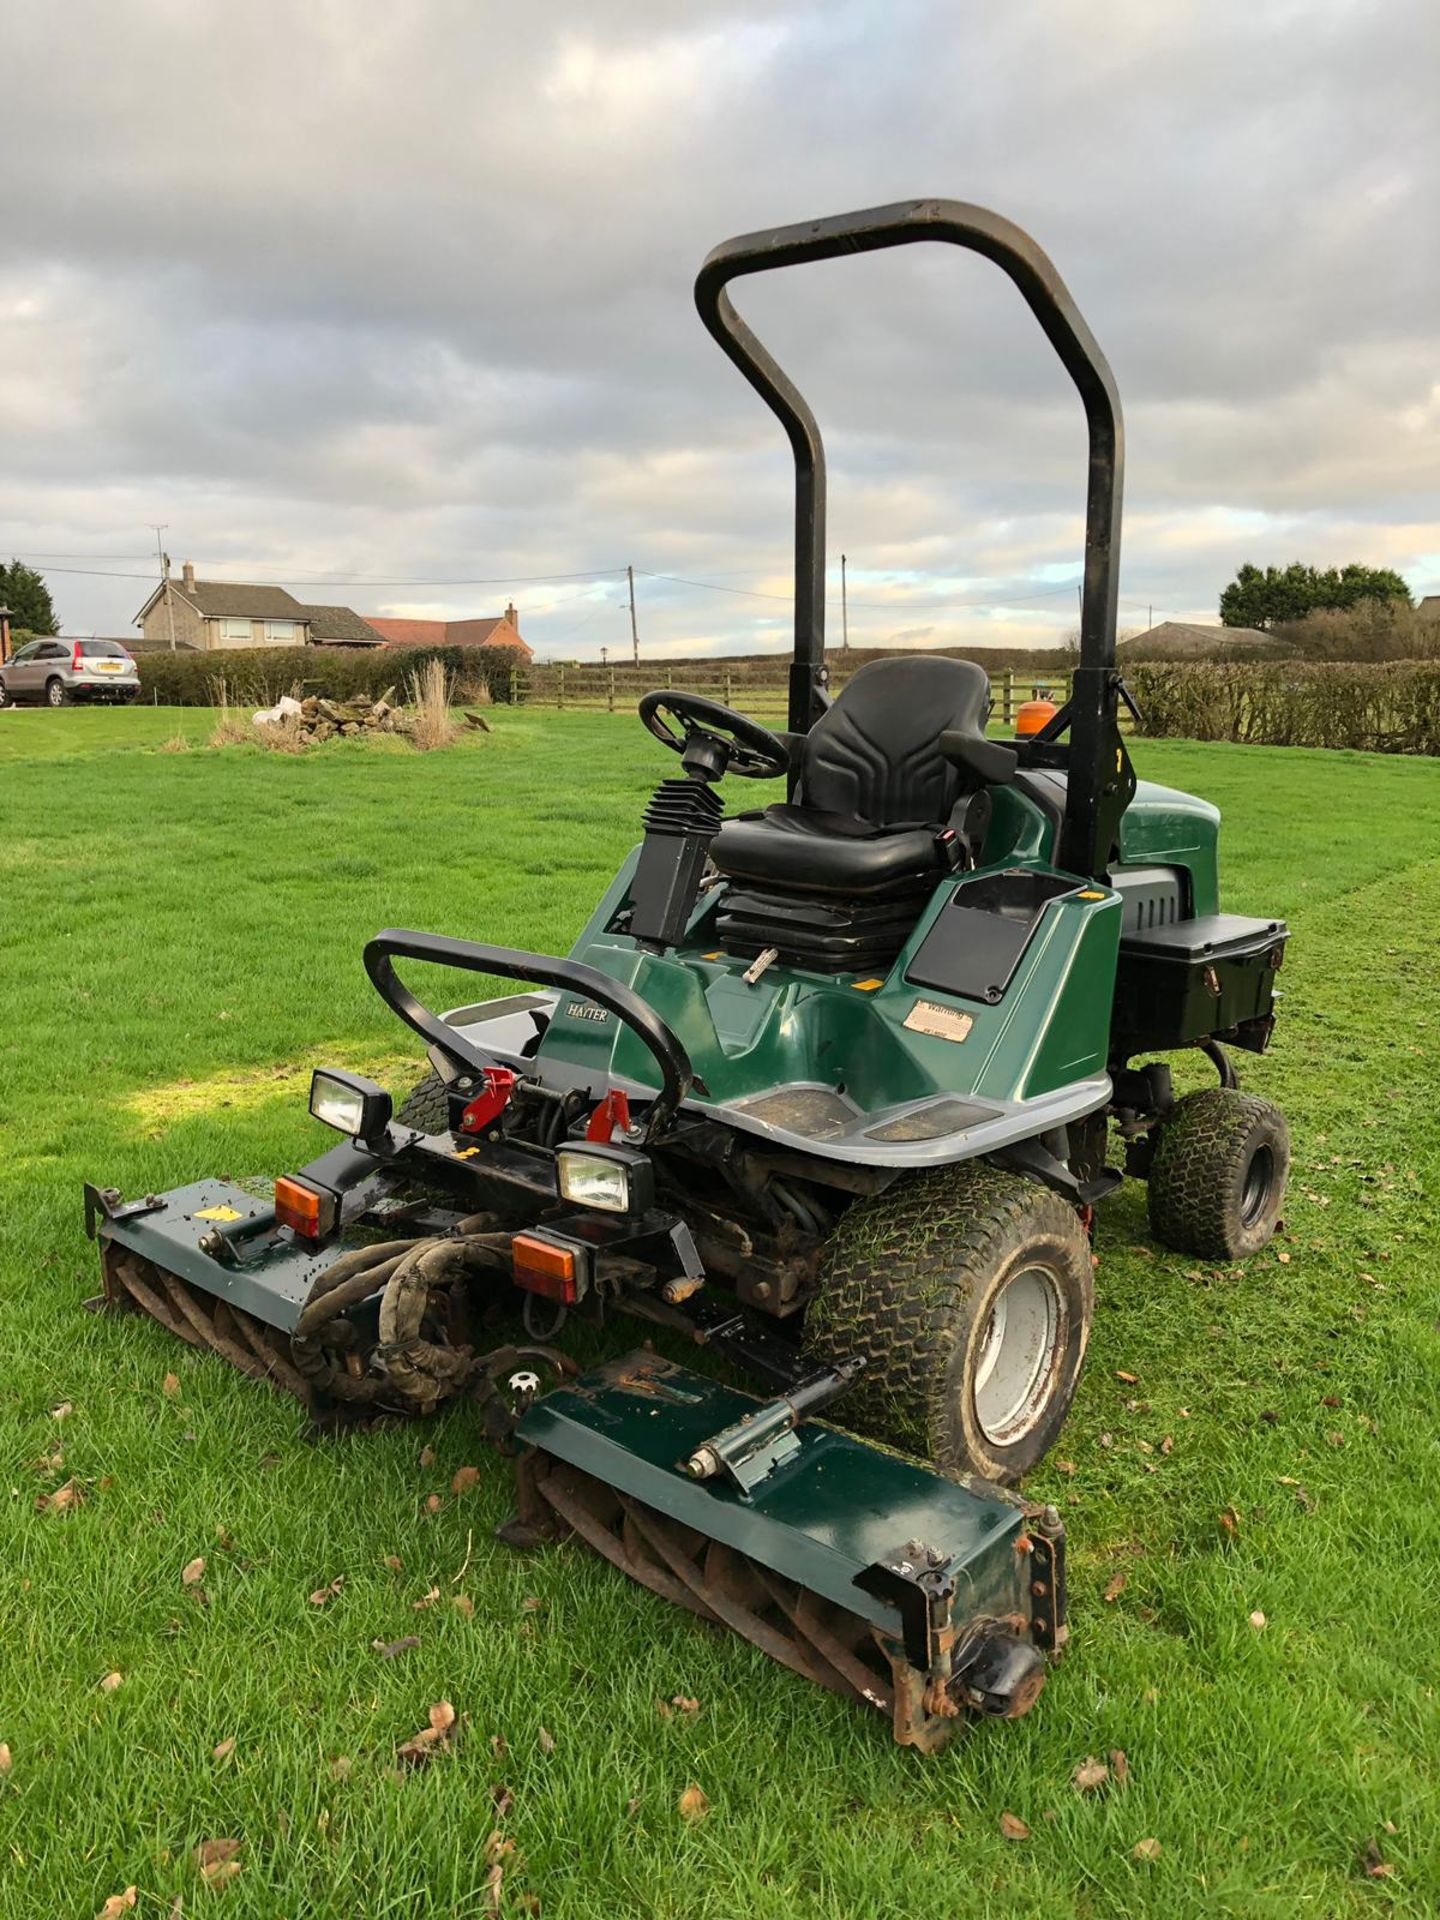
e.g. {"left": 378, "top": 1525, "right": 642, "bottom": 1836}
{"left": 0, "top": 560, "right": 60, "bottom": 636}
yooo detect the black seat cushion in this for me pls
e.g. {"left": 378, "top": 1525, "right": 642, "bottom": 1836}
{"left": 711, "top": 804, "right": 942, "bottom": 897}
{"left": 709, "top": 657, "right": 993, "bottom": 901}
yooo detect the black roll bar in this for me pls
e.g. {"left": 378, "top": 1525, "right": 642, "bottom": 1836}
{"left": 363, "top": 930, "right": 694, "bottom": 1140}
{"left": 694, "top": 199, "right": 1126, "bottom": 879}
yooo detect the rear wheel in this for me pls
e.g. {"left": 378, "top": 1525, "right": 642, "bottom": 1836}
{"left": 45, "top": 677, "right": 68, "bottom": 708}
{"left": 1147, "top": 1087, "right": 1289, "bottom": 1259}
{"left": 397, "top": 1071, "right": 449, "bottom": 1133}
{"left": 804, "top": 1162, "right": 1093, "bottom": 1485}
{"left": 0, "top": 680, "right": 9, "bottom": 708}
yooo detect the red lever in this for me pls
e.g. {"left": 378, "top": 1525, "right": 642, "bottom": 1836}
{"left": 459, "top": 1066, "right": 517, "bottom": 1134}
{"left": 585, "top": 1088, "right": 632, "bottom": 1143}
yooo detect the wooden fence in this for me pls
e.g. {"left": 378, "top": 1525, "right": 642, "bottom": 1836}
{"left": 507, "top": 661, "right": 1075, "bottom": 728}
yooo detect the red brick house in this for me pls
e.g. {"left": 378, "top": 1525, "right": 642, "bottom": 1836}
{"left": 365, "top": 602, "right": 532, "bottom": 658}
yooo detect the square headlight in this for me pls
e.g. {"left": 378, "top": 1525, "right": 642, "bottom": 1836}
{"left": 309, "top": 1069, "right": 393, "bottom": 1146}
{"left": 555, "top": 1143, "right": 655, "bottom": 1215}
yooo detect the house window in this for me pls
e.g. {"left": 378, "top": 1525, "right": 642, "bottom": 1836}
{"left": 265, "top": 620, "right": 296, "bottom": 643}
{"left": 220, "top": 618, "right": 252, "bottom": 643}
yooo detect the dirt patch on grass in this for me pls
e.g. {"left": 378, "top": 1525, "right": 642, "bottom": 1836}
{"left": 121, "top": 1046, "right": 422, "bottom": 1134}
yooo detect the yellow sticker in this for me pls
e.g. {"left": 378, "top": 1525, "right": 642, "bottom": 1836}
{"left": 1077, "top": 889, "right": 1106, "bottom": 900}
{"left": 851, "top": 977, "right": 885, "bottom": 992}
{"left": 194, "top": 1204, "right": 243, "bottom": 1222}
{"left": 453, "top": 1145, "right": 481, "bottom": 1160}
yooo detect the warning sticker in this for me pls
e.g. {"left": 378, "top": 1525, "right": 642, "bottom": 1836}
{"left": 194, "top": 1204, "right": 243, "bottom": 1222}
{"left": 903, "top": 999, "right": 975, "bottom": 1044}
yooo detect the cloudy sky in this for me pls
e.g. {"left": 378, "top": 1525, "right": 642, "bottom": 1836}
{"left": 2, "top": 0, "right": 1437, "bottom": 659}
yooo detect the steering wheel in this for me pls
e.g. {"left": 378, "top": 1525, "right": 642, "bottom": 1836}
{"left": 638, "top": 690, "right": 790, "bottom": 780}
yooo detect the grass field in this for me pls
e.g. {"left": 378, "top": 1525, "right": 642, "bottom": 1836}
{"left": 3, "top": 705, "right": 1440, "bottom": 1919}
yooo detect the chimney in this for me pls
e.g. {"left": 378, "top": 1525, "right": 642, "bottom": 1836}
{"left": 505, "top": 600, "right": 519, "bottom": 634}
{"left": 181, "top": 560, "right": 196, "bottom": 591}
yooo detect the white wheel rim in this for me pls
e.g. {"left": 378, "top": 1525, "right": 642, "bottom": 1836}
{"left": 973, "top": 1264, "right": 1063, "bottom": 1445}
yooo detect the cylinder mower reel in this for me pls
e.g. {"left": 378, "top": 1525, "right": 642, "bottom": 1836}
{"left": 85, "top": 198, "right": 1294, "bottom": 1748}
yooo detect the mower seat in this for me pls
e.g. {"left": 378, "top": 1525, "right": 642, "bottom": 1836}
{"left": 711, "top": 656, "right": 1005, "bottom": 967}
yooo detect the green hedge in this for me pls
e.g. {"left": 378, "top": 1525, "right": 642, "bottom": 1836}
{"left": 136, "top": 644, "right": 528, "bottom": 708}
{"left": 1130, "top": 660, "right": 1440, "bottom": 754}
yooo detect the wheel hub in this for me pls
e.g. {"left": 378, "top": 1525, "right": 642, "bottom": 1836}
{"left": 973, "top": 1264, "right": 1062, "bottom": 1445}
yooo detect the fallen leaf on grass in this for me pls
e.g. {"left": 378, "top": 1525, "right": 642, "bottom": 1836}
{"left": 1249, "top": 1610, "right": 1267, "bottom": 1630}
{"left": 181, "top": 1556, "right": 206, "bottom": 1586}
{"left": 373, "top": 1635, "right": 421, "bottom": 1659}
{"left": 999, "top": 1811, "right": 1029, "bottom": 1841}
{"left": 491, "top": 1784, "right": 514, "bottom": 1817}
{"left": 98, "top": 1671, "right": 123, "bottom": 1693}
{"left": 451, "top": 1466, "right": 482, "bottom": 1494}
{"left": 328, "top": 1756, "right": 351, "bottom": 1781}
{"left": 1072, "top": 1757, "right": 1109, "bottom": 1792}
{"left": 1276, "top": 1249, "right": 1291, "bottom": 1265}
{"left": 308, "top": 1577, "right": 344, "bottom": 1607}
{"left": 452, "top": 1594, "right": 475, "bottom": 1617}
{"left": 212, "top": 1738, "right": 236, "bottom": 1763}
{"left": 418, "top": 1446, "right": 437, "bottom": 1469}
{"left": 383, "top": 1554, "right": 403, "bottom": 1573}
{"left": 51, "top": 1402, "right": 74, "bottom": 1420}
{"left": 396, "top": 1701, "right": 457, "bottom": 1766}
{"left": 1115, "top": 1370, "right": 1140, "bottom": 1384}
{"left": 1132, "top": 1837, "right": 1161, "bottom": 1861}
{"left": 35, "top": 1478, "right": 84, "bottom": 1514}
{"left": 97, "top": 1889, "right": 137, "bottom": 1917}
{"left": 1327, "top": 1431, "right": 1346, "bottom": 1448}
{"left": 678, "top": 1784, "right": 709, "bottom": 1822}
{"left": 491, "top": 1734, "right": 508, "bottom": 1758}
{"left": 1218, "top": 1507, "right": 1240, "bottom": 1539}
{"left": 515, "top": 1897, "right": 541, "bottom": 1917}
{"left": 424, "top": 1495, "right": 443, "bottom": 1515}
{"left": 412, "top": 1586, "right": 441, "bottom": 1611}
{"left": 1160, "top": 1435, "right": 1173, "bottom": 1456}
{"left": 163, "top": 1373, "right": 181, "bottom": 1398}
{"left": 192, "top": 1838, "right": 242, "bottom": 1887}
{"left": 1103, "top": 1573, "right": 1127, "bottom": 1603}
{"left": 1055, "top": 1459, "right": 1077, "bottom": 1475}
{"left": 481, "top": 1831, "right": 516, "bottom": 1913}
{"left": 537, "top": 1725, "right": 555, "bottom": 1754}
{"left": 1360, "top": 1839, "right": 1395, "bottom": 1879}
{"left": 0, "top": 1744, "right": 11, "bottom": 1774}
{"left": 1110, "top": 1748, "right": 1129, "bottom": 1785}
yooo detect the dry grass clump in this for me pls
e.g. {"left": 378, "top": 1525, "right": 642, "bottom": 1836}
{"left": 207, "top": 678, "right": 254, "bottom": 748}
{"left": 407, "top": 658, "right": 460, "bottom": 751}
{"left": 158, "top": 730, "right": 192, "bottom": 754}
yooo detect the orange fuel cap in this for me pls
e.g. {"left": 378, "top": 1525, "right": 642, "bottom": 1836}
{"left": 1015, "top": 697, "right": 1058, "bottom": 737}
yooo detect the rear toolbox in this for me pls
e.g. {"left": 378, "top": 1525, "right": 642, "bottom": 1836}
{"left": 1112, "top": 912, "right": 1288, "bottom": 1051}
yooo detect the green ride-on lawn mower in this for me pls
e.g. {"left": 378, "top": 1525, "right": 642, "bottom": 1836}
{"left": 86, "top": 200, "right": 1291, "bottom": 1752}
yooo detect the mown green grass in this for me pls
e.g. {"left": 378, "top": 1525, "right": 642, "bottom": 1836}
{"left": 2, "top": 705, "right": 1439, "bottom": 1918}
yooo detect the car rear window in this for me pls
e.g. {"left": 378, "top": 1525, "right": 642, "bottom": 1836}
{"left": 77, "top": 641, "right": 131, "bottom": 658}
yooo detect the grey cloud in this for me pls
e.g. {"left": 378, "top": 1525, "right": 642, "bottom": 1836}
{"left": 1, "top": 0, "right": 1437, "bottom": 655}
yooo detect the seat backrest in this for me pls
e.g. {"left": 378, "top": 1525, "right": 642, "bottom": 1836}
{"left": 799, "top": 656, "right": 993, "bottom": 826}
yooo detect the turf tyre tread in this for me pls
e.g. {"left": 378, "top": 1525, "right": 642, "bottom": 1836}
{"left": 803, "top": 1162, "right": 1092, "bottom": 1484}
{"left": 1146, "top": 1087, "right": 1289, "bottom": 1260}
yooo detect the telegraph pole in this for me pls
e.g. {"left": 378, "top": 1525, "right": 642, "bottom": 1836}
{"left": 151, "top": 524, "right": 177, "bottom": 652}
{"left": 627, "top": 564, "right": 640, "bottom": 665}
{"left": 841, "top": 553, "right": 850, "bottom": 652}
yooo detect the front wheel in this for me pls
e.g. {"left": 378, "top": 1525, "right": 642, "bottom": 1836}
{"left": 804, "top": 1163, "right": 1094, "bottom": 1485}
{"left": 0, "top": 680, "right": 9, "bottom": 709}
{"left": 45, "top": 677, "right": 68, "bottom": 708}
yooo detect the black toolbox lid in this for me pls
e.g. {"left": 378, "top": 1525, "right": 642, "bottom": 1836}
{"left": 1118, "top": 912, "right": 1287, "bottom": 962}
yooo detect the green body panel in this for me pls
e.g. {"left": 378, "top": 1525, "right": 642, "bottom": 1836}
{"left": 533, "top": 842, "right": 1121, "bottom": 1126}
{"left": 987, "top": 776, "right": 1221, "bottom": 916}
{"left": 517, "top": 1351, "right": 1030, "bottom": 1636}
